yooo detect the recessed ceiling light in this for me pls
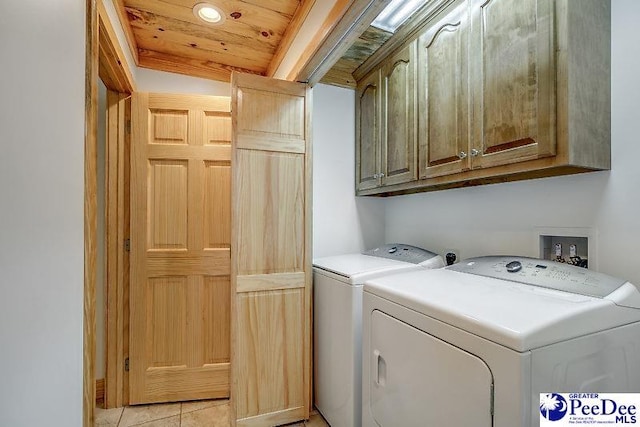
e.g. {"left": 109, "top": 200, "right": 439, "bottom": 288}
{"left": 193, "top": 3, "right": 226, "bottom": 25}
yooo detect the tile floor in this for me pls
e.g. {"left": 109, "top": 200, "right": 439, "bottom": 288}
{"left": 95, "top": 400, "right": 330, "bottom": 427}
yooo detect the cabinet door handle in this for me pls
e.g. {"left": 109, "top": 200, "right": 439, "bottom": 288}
{"left": 373, "top": 173, "right": 379, "bottom": 179}
{"left": 379, "top": 172, "right": 385, "bottom": 178}
{"left": 470, "top": 148, "right": 481, "bottom": 157}
{"left": 458, "top": 151, "right": 467, "bottom": 159}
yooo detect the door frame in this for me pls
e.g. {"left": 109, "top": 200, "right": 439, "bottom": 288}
{"left": 85, "top": 0, "right": 135, "bottom": 424}
{"left": 103, "top": 91, "right": 131, "bottom": 408}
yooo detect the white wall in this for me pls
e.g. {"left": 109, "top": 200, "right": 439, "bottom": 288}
{"left": 0, "top": 1, "right": 85, "bottom": 426}
{"left": 312, "top": 84, "right": 385, "bottom": 258}
{"left": 383, "top": 0, "right": 640, "bottom": 283}
{"left": 135, "top": 67, "right": 231, "bottom": 96}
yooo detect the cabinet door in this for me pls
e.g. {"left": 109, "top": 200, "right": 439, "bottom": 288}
{"left": 381, "top": 43, "right": 417, "bottom": 186}
{"left": 418, "top": 2, "right": 470, "bottom": 179}
{"left": 470, "top": 0, "right": 555, "bottom": 169}
{"left": 356, "top": 70, "right": 381, "bottom": 191}
{"left": 231, "top": 73, "right": 311, "bottom": 427}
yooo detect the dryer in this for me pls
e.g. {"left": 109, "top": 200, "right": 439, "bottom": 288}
{"left": 362, "top": 256, "right": 640, "bottom": 427}
{"left": 313, "top": 244, "right": 444, "bottom": 427}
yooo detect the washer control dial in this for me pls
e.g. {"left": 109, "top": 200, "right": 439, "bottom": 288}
{"left": 506, "top": 261, "right": 522, "bottom": 273}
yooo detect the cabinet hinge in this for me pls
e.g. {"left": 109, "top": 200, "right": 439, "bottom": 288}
{"left": 124, "top": 238, "right": 130, "bottom": 252}
{"left": 125, "top": 357, "right": 130, "bottom": 372}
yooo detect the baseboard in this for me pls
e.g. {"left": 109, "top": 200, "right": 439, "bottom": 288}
{"left": 96, "top": 378, "right": 105, "bottom": 403}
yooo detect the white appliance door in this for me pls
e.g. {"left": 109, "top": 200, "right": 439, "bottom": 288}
{"left": 369, "top": 311, "right": 494, "bottom": 427}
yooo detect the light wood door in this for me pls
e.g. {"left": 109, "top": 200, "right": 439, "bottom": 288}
{"left": 356, "top": 70, "right": 381, "bottom": 191}
{"left": 470, "top": 0, "right": 555, "bottom": 169}
{"left": 381, "top": 42, "right": 417, "bottom": 186}
{"left": 130, "top": 93, "right": 232, "bottom": 404}
{"left": 231, "top": 73, "right": 311, "bottom": 427}
{"left": 418, "top": 2, "right": 470, "bottom": 179}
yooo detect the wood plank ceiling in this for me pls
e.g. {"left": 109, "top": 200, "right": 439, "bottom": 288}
{"left": 113, "top": 0, "right": 392, "bottom": 87}
{"left": 114, "top": 0, "right": 312, "bottom": 82}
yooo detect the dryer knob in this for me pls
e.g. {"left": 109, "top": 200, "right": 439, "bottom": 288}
{"left": 506, "top": 260, "right": 522, "bottom": 273}
{"left": 446, "top": 252, "right": 457, "bottom": 266}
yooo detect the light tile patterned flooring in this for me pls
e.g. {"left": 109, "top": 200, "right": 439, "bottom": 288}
{"left": 95, "top": 399, "right": 330, "bottom": 427}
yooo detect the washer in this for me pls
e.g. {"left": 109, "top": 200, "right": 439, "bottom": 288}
{"left": 313, "top": 244, "right": 444, "bottom": 427}
{"left": 362, "top": 256, "right": 640, "bottom": 427}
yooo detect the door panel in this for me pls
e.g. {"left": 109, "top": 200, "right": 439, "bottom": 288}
{"left": 381, "top": 43, "right": 417, "bottom": 186}
{"left": 235, "top": 150, "right": 304, "bottom": 276}
{"left": 356, "top": 71, "right": 381, "bottom": 191}
{"left": 130, "top": 93, "right": 231, "bottom": 404}
{"left": 236, "top": 289, "right": 305, "bottom": 417}
{"left": 419, "top": 3, "right": 470, "bottom": 179}
{"left": 470, "top": 0, "right": 555, "bottom": 169}
{"left": 203, "top": 162, "right": 231, "bottom": 249}
{"left": 370, "top": 310, "right": 493, "bottom": 427}
{"left": 231, "top": 73, "right": 311, "bottom": 427}
{"left": 148, "top": 160, "right": 188, "bottom": 250}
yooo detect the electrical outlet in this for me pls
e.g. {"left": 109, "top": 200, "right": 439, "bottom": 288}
{"left": 444, "top": 249, "right": 460, "bottom": 266}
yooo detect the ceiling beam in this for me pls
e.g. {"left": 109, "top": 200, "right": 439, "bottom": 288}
{"left": 266, "top": 0, "right": 317, "bottom": 78}
{"left": 284, "top": 0, "right": 354, "bottom": 82}
{"left": 137, "top": 49, "right": 262, "bottom": 82}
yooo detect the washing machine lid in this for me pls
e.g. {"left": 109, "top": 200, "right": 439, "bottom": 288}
{"left": 313, "top": 253, "right": 423, "bottom": 284}
{"left": 313, "top": 244, "right": 444, "bottom": 284}
{"left": 364, "top": 257, "right": 640, "bottom": 352}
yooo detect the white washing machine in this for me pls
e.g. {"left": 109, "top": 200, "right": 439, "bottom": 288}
{"left": 362, "top": 256, "right": 640, "bottom": 427}
{"left": 313, "top": 244, "right": 444, "bottom": 427}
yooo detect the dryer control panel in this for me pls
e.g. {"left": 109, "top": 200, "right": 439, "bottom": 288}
{"left": 362, "top": 244, "right": 438, "bottom": 265}
{"left": 450, "top": 256, "right": 627, "bottom": 298}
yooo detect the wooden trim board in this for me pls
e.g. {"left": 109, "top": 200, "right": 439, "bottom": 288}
{"left": 267, "top": 0, "right": 318, "bottom": 78}
{"left": 84, "top": 0, "right": 98, "bottom": 425}
{"left": 96, "top": 378, "right": 105, "bottom": 403}
{"left": 286, "top": 0, "right": 353, "bottom": 82}
{"left": 98, "top": 0, "right": 135, "bottom": 93}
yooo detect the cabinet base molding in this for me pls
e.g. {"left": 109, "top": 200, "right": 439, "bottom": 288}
{"left": 358, "top": 164, "right": 601, "bottom": 197}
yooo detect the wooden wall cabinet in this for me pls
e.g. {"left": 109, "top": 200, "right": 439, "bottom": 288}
{"left": 418, "top": 0, "right": 469, "bottom": 180}
{"left": 355, "top": 0, "right": 611, "bottom": 196}
{"left": 356, "top": 43, "right": 418, "bottom": 191}
{"left": 469, "top": 0, "right": 556, "bottom": 170}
